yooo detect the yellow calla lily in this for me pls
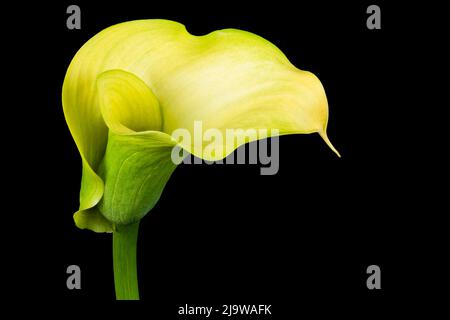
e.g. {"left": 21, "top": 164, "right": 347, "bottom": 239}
{"left": 62, "top": 19, "right": 339, "bottom": 300}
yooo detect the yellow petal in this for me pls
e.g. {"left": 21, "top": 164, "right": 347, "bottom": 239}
{"left": 97, "top": 70, "right": 162, "bottom": 134}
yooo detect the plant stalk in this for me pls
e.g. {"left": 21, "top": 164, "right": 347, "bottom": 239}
{"left": 113, "top": 221, "right": 140, "bottom": 300}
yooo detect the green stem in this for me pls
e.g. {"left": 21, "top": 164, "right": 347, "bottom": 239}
{"left": 113, "top": 222, "right": 140, "bottom": 300}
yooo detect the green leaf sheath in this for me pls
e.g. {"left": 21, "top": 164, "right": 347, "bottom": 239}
{"left": 97, "top": 131, "right": 177, "bottom": 225}
{"left": 113, "top": 222, "right": 140, "bottom": 300}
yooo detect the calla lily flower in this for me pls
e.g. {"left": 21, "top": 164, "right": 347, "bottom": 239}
{"left": 62, "top": 19, "right": 339, "bottom": 300}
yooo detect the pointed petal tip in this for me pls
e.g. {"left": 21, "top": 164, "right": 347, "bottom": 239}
{"left": 319, "top": 131, "right": 341, "bottom": 158}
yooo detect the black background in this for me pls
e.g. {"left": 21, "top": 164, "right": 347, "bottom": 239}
{"left": 8, "top": 0, "right": 446, "bottom": 315}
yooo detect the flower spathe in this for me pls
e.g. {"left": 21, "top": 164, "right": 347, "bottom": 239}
{"left": 62, "top": 19, "right": 340, "bottom": 232}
